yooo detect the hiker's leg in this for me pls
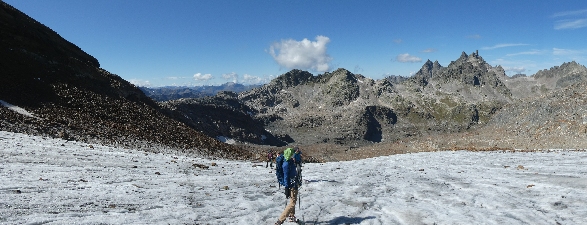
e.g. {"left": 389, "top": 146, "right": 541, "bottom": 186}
{"left": 278, "top": 189, "right": 298, "bottom": 222}
{"left": 290, "top": 189, "right": 298, "bottom": 216}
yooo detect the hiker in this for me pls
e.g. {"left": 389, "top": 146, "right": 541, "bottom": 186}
{"left": 275, "top": 148, "right": 299, "bottom": 225}
{"left": 293, "top": 147, "right": 302, "bottom": 173}
{"left": 266, "top": 150, "right": 275, "bottom": 168}
{"left": 275, "top": 151, "right": 284, "bottom": 186}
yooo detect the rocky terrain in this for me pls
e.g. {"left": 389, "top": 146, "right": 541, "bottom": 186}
{"left": 0, "top": 2, "right": 246, "bottom": 160}
{"left": 159, "top": 91, "right": 289, "bottom": 147}
{"left": 2, "top": 1, "right": 587, "bottom": 163}
{"left": 163, "top": 51, "right": 587, "bottom": 161}
{"left": 168, "top": 52, "right": 517, "bottom": 146}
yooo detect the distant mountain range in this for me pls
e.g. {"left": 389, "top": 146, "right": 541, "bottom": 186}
{"left": 139, "top": 82, "right": 261, "bottom": 102}
{"left": 2, "top": 1, "right": 587, "bottom": 162}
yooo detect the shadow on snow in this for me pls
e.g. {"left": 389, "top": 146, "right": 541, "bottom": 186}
{"left": 303, "top": 216, "right": 376, "bottom": 225}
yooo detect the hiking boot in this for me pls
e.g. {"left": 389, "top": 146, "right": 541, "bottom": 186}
{"left": 274, "top": 220, "right": 283, "bottom": 225}
{"left": 288, "top": 215, "right": 297, "bottom": 222}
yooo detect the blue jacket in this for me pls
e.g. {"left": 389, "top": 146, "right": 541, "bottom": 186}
{"left": 282, "top": 158, "right": 298, "bottom": 189}
{"left": 275, "top": 155, "right": 285, "bottom": 186}
{"left": 294, "top": 151, "right": 302, "bottom": 165}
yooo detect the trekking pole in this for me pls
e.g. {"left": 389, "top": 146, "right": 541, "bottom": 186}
{"left": 298, "top": 186, "right": 301, "bottom": 209}
{"left": 298, "top": 174, "right": 302, "bottom": 209}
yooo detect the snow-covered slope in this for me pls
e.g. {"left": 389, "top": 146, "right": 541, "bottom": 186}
{"left": 1, "top": 131, "right": 586, "bottom": 224}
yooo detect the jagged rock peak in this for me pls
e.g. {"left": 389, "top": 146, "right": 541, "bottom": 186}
{"left": 317, "top": 68, "right": 359, "bottom": 83}
{"left": 413, "top": 59, "right": 443, "bottom": 81}
{"left": 329, "top": 68, "right": 354, "bottom": 77}
{"left": 423, "top": 59, "right": 434, "bottom": 69}
{"left": 269, "top": 69, "right": 314, "bottom": 88}
{"left": 447, "top": 50, "right": 488, "bottom": 69}
{"left": 534, "top": 61, "right": 587, "bottom": 79}
{"left": 433, "top": 60, "right": 442, "bottom": 69}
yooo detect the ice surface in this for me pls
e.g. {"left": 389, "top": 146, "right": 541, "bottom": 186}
{"left": 1, "top": 131, "right": 586, "bottom": 224}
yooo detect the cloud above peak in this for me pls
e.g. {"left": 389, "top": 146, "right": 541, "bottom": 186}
{"left": 193, "top": 73, "right": 212, "bottom": 81}
{"left": 503, "top": 66, "right": 526, "bottom": 74}
{"left": 222, "top": 72, "right": 238, "bottom": 83}
{"left": 421, "top": 48, "right": 437, "bottom": 53}
{"left": 481, "top": 43, "right": 529, "bottom": 50}
{"left": 268, "top": 35, "right": 332, "bottom": 72}
{"left": 395, "top": 53, "right": 422, "bottom": 63}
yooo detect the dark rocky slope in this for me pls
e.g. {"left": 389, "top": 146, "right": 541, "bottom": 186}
{"left": 0, "top": 2, "right": 247, "bottom": 159}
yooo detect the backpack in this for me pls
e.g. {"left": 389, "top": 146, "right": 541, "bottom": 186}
{"left": 275, "top": 154, "right": 285, "bottom": 186}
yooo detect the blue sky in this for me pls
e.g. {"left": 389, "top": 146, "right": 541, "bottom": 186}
{"left": 5, "top": 1, "right": 587, "bottom": 87}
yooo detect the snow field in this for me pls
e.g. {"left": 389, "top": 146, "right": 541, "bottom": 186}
{"left": 1, "top": 131, "right": 586, "bottom": 224}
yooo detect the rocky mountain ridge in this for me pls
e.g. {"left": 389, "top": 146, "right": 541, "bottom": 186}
{"left": 0, "top": 2, "right": 246, "bottom": 160}
{"left": 164, "top": 49, "right": 587, "bottom": 161}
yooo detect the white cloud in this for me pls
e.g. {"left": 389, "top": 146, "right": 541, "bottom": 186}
{"left": 491, "top": 58, "right": 539, "bottom": 75}
{"left": 505, "top": 50, "right": 544, "bottom": 57}
{"left": 554, "top": 19, "right": 587, "bottom": 30}
{"left": 129, "top": 79, "right": 151, "bottom": 87}
{"left": 166, "top": 76, "right": 188, "bottom": 80}
{"left": 222, "top": 72, "right": 238, "bottom": 83}
{"left": 242, "top": 74, "right": 265, "bottom": 84}
{"left": 393, "top": 39, "right": 403, "bottom": 44}
{"left": 481, "top": 43, "right": 529, "bottom": 50}
{"left": 466, "top": 34, "right": 481, "bottom": 39}
{"left": 503, "top": 66, "right": 526, "bottom": 74}
{"left": 268, "top": 35, "right": 332, "bottom": 72}
{"left": 396, "top": 53, "right": 422, "bottom": 63}
{"left": 421, "top": 48, "right": 437, "bottom": 53}
{"left": 553, "top": 48, "right": 583, "bottom": 56}
{"left": 552, "top": 9, "right": 587, "bottom": 30}
{"left": 552, "top": 9, "right": 587, "bottom": 18}
{"left": 193, "top": 73, "right": 213, "bottom": 81}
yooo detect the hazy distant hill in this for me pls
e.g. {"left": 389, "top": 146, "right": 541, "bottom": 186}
{"left": 139, "top": 82, "right": 261, "bottom": 102}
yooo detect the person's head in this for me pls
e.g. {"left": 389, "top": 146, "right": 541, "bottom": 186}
{"left": 294, "top": 147, "right": 300, "bottom": 153}
{"left": 283, "top": 148, "right": 294, "bottom": 161}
